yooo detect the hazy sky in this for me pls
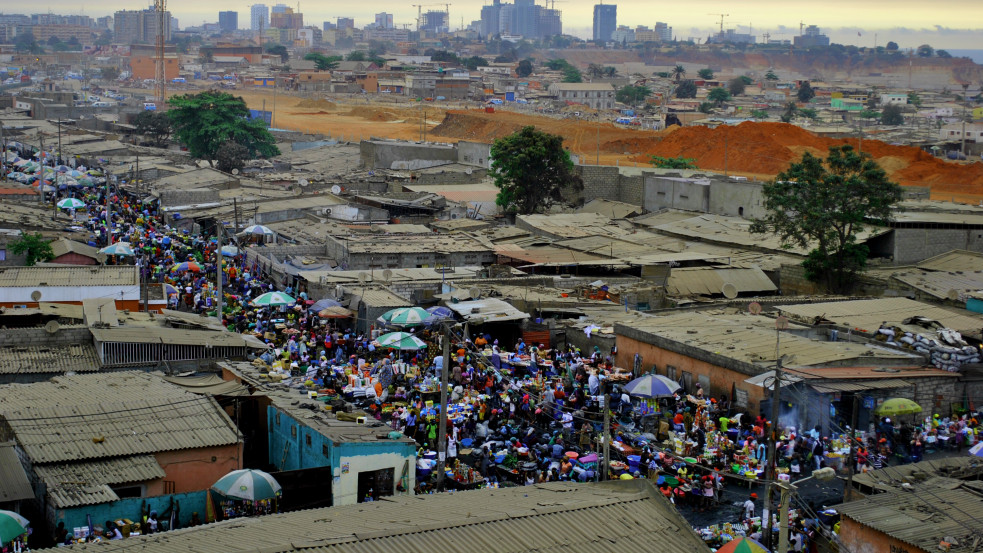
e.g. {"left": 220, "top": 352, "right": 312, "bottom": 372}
{"left": 54, "top": 0, "right": 983, "bottom": 49}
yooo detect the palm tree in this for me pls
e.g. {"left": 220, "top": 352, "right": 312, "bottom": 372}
{"left": 765, "top": 69, "right": 779, "bottom": 81}
{"left": 671, "top": 64, "right": 686, "bottom": 82}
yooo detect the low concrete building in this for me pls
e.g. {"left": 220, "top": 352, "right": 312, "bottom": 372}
{"left": 324, "top": 234, "right": 496, "bottom": 271}
{"left": 0, "top": 265, "right": 140, "bottom": 310}
{"left": 547, "top": 82, "right": 615, "bottom": 110}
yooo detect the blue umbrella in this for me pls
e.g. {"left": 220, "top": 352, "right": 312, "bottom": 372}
{"left": 624, "top": 374, "right": 681, "bottom": 398}
{"left": 425, "top": 305, "right": 454, "bottom": 325}
{"left": 311, "top": 298, "right": 342, "bottom": 311}
{"left": 211, "top": 469, "right": 281, "bottom": 501}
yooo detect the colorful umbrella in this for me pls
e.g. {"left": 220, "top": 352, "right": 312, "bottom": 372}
{"left": 968, "top": 442, "right": 983, "bottom": 457}
{"left": 0, "top": 511, "right": 28, "bottom": 545}
{"left": 251, "top": 291, "right": 296, "bottom": 307}
{"left": 170, "top": 261, "right": 202, "bottom": 273}
{"left": 318, "top": 306, "right": 353, "bottom": 318}
{"left": 241, "top": 224, "right": 275, "bottom": 236}
{"left": 220, "top": 245, "right": 240, "bottom": 257}
{"left": 379, "top": 306, "right": 430, "bottom": 327}
{"left": 716, "top": 536, "right": 770, "bottom": 553}
{"left": 425, "top": 305, "right": 454, "bottom": 324}
{"left": 624, "top": 374, "right": 681, "bottom": 398}
{"left": 56, "top": 197, "right": 85, "bottom": 209}
{"left": 873, "top": 398, "right": 922, "bottom": 417}
{"left": 99, "top": 242, "right": 135, "bottom": 256}
{"left": 163, "top": 283, "right": 179, "bottom": 296}
{"left": 376, "top": 331, "right": 427, "bottom": 350}
{"left": 210, "top": 469, "right": 281, "bottom": 501}
{"left": 310, "top": 298, "right": 342, "bottom": 311}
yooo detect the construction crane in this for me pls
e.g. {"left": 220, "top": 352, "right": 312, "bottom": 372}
{"left": 154, "top": 0, "right": 166, "bottom": 106}
{"left": 707, "top": 13, "right": 729, "bottom": 34}
{"left": 412, "top": 4, "right": 449, "bottom": 33}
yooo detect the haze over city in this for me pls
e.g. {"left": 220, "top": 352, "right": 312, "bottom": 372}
{"left": 26, "top": 0, "right": 983, "bottom": 49}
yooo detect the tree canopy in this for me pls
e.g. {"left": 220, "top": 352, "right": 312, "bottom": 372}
{"left": 650, "top": 156, "right": 697, "bottom": 169}
{"left": 264, "top": 44, "right": 288, "bottom": 63}
{"left": 10, "top": 232, "right": 53, "bottom": 266}
{"left": 708, "top": 87, "right": 731, "bottom": 105}
{"left": 615, "top": 85, "right": 651, "bottom": 106}
{"left": 675, "top": 80, "right": 697, "bottom": 99}
{"left": 304, "top": 52, "right": 342, "bottom": 70}
{"left": 515, "top": 59, "right": 533, "bottom": 77}
{"left": 133, "top": 110, "right": 172, "bottom": 147}
{"left": 490, "top": 126, "right": 582, "bottom": 214}
{"left": 168, "top": 91, "right": 280, "bottom": 166}
{"left": 881, "top": 104, "right": 905, "bottom": 125}
{"left": 750, "top": 145, "right": 903, "bottom": 293}
{"left": 797, "top": 81, "right": 815, "bottom": 102}
{"left": 697, "top": 68, "right": 714, "bottom": 80}
{"left": 727, "top": 77, "right": 746, "bottom": 96}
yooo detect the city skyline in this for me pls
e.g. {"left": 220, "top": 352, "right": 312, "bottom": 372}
{"left": 13, "top": 0, "right": 983, "bottom": 48}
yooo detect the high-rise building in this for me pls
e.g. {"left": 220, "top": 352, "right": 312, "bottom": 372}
{"left": 478, "top": 0, "right": 559, "bottom": 40}
{"left": 336, "top": 17, "right": 354, "bottom": 30}
{"left": 218, "top": 11, "right": 238, "bottom": 32}
{"left": 374, "top": 12, "right": 393, "bottom": 29}
{"left": 654, "top": 21, "right": 671, "bottom": 42}
{"left": 592, "top": 3, "right": 616, "bottom": 41}
{"left": 421, "top": 10, "right": 448, "bottom": 34}
{"left": 794, "top": 25, "right": 829, "bottom": 48}
{"left": 114, "top": 9, "right": 171, "bottom": 44}
{"left": 250, "top": 4, "right": 268, "bottom": 31}
{"left": 270, "top": 7, "right": 302, "bottom": 29}
{"left": 322, "top": 21, "right": 336, "bottom": 31}
{"left": 271, "top": 4, "right": 288, "bottom": 14}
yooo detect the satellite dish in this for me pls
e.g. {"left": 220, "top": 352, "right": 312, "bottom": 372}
{"left": 232, "top": 168, "right": 240, "bottom": 175}
{"left": 31, "top": 290, "right": 42, "bottom": 301}
{"left": 331, "top": 185, "right": 342, "bottom": 195}
{"left": 298, "top": 178, "right": 309, "bottom": 187}
{"left": 721, "top": 282, "right": 738, "bottom": 299}
{"left": 357, "top": 272, "right": 370, "bottom": 284}
{"left": 465, "top": 168, "right": 473, "bottom": 175}
{"left": 381, "top": 269, "right": 393, "bottom": 283}
{"left": 44, "top": 320, "right": 60, "bottom": 334}
{"left": 748, "top": 302, "right": 762, "bottom": 315}
{"left": 946, "top": 289, "right": 960, "bottom": 301}
{"left": 469, "top": 287, "right": 482, "bottom": 299}
{"left": 775, "top": 316, "right": 789, "bottom": 330}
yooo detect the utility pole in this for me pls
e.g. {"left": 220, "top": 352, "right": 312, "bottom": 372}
{"left": 436, "top": 324, "right": 451, "bottom": 489}
{"left": 843, "top": 394, "right": 860, "bottom": 502}
{"left": 215, "top": 221, "right": 224, "bottom": 323}
{"left": 778, "top": 481, "right": 793, "bottom": 553}
{"left": 602, "top": 379, "right": 610, "bottom": 480}
{"left": 38, "top": 135, "right": 45, "bottom": 205}
{"left": 233, "top": 197, "right": 240, "bottom": 232}
{"left": 105, "top": 167, "right": 112, "bottom": 245}
{"left": 764, "top": 315, "right": 788, "bottom": 550}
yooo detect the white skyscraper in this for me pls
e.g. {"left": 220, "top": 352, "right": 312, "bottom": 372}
{"left": 250, "top": 4, "right": 269, "bottom": 31}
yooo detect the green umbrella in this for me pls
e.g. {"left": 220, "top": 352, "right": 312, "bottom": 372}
{"left": 873, "top": 398, "right": 922, "bottom": 417}
{"left": 376, "top": 331, "right": 427, "bottom": 350}
{"left": 716, "top": 537, "right": 770, "bottom": 553}
{"left": 56, "top": 197, "right": 85, "bottom": 209}
{"left": 251, "top": 291, "right": 296, "bottom": 307}
{"left": 0, "top": 511, "right": 28, "bottom": 545}
{"left": 211, "top": 469, "right": 282, "bottom": 501}
{"left": 378, "top": 307, "right": 430, "bottom": 327}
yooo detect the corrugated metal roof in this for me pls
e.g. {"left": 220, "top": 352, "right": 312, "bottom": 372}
{"left": 37, "top": 302, "right": 84, "bottom": 319}
{"left": 777, "top": 298, "right": 983, "bottom": 335}
{"left": 0, "top": 372, "right": 239, "bottom": 464}
{"left": 850, "top": 456, "right": 983, "bottom": 492}
{"left": 47, "top": 483, "right": 118, "bottom": 509}
{"left": 0, "top": 441, "right": 34, "bottom": 502}
{"left": 836, "top": 474, "right": 983, "bottom": 553}
{"left": 0, "top": 265, "right": 138, "bottom": 287}
{"left": 916, "top": 250, "right": 983, "bottom": 272}
{"left": 90, "top": 326, "right": 257, "bottom": 347}
{"left": 162, "top": 374, "right": 250, "bottom": 396}
{"left": 808, "top": 378, "right": 910, "bottom": 393}
{"left": 578, "top": 199, "right": 643, "bottom": 220}
{"left": 890, "top": 269, "right": 983, "bottom": 302}
{"left": 50, "top": 238, "right": 102, "bottom": 260}
{"left": 350, "top": 288, "right": 411, "bottom": 308}
{"left": 667, "top": 266, "right": 778, "bottom": 296}
{"left": 35, "top": 454, "right": 165, "bottom": 486}
{"left": 43, "top": 480, "right": 710, "bottom": 553}
{"left": 447, "top": 298, "right": 530, "bottom": 323}
{"left": 0, "top": 343, "right": 100, "bottom": 374}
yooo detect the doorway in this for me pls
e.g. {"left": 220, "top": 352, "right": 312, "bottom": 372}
{"left": 357, "top": 467, "right": 394, "bottom": 503}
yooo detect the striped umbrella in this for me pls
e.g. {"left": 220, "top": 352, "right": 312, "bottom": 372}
{"left": 376, "top": 331, "right": 427, "bottom": 350}
{"left": 624, "top": 374, "right": 681, "bottom": 398}
{"left": 56, "top": 197, "right": 85, "bottom": 209}
{"left": 0, "top": 511, "right": 28, "bottom": 545}
{"left": 716, "top": 537, "right": 770, "bottom": 553}
{"left": 241, "top": 224, "right": 275, "bottom": 236}
{"left": 310, "top": 298, "right": 342, "bottom": 311}
{"left": 210, "top": 469, "right": 282, "bottom": 501}
{"left": 170, "top": 261, "right": 202, "bottom": 273}
{"left": 251, "top": 291, "right": 296, "bottom": 307}
{"left": 163, "top": 283, "right": 179, "bottom": 296}
{"left": 99, "top": 242, "right": 135, "bottom": 256}
{"left": 379, "top": 306, "right": 430, "bottom": 327}
{"left": 425, "top": 305, "right": 454, "bottom": 325}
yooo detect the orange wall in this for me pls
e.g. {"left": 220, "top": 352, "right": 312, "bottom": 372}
{"left": 0, "top": 299, "right": 143, "bottom": 311}
{"left": 357, "top": 74, "right": 378, "bottom": 93}
{"left": 616, "top": 335, "right": 767, "bottom": 415}
{"left": 839, "top": 516, "right": 929, "bottom": 553}
{"left": 130, "top": 56, "right": 179, "bottom": 81}
{"left": 154, "top": 443, "right": 242, "bottom": 494}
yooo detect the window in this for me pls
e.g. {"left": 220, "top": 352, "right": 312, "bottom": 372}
{"left": 306, "top": 434, "right": 312, "bottom": 446}
{"left": 291, "top": 425, "right": 297, "bottom": 438}
{"left": 322, "top": 444, "right": 330, "bottom": 457}
{"left": 0, "top": 249, "right": 5, "bottom": 261}
{"left": 738, "top": 207, "right": 744, "bottom": 216}
{"left": 666, "top": 365, "right": 677, "bottom": 380}
{"left": 275, "top": 412, "right": 281, "bottom": 425}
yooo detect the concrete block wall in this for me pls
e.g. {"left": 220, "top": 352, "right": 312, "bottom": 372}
{"left": 779, "top": 264, "right": 824, "bottom": 296}
{"left": 891, "top": 228, "right": 983, "bottom": 265}
{"left": 158, "top": 189, "right": 220, "bottom": 207}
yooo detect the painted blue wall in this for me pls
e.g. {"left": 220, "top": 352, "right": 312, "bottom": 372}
{"left": 56, "top": 491, "right": 207, "bottom": 535}
{"left": 967, "top": 297, "right": 983, "bottom": 315}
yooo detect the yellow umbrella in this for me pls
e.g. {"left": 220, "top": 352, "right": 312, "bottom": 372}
{"left": 873, "top": 398, "right": 922, "bottom": 417}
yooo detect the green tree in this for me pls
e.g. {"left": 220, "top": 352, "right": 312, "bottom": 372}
{"left": 708, "top": 87, "right": 731, "bottom": 106}
{"left": 750, "top": 145, "right": 903, "bottom": 293}
{"left": 916, "top": 44, "right": 934, "bottom": 57}
{"left": 515, "top": 59, "right": 533, "bottom": 77}
{"left": 562, "top": 66, "right": 582, "bottom": 83}
{"left": 650, "top": 155, "right": 697, "bottom": 169}
{"left": 265, "top": 44, "right": 288, "bottom": 63}
{"left": 544, "top": 58, "right": 569, "bottom": 70}
{"left": 346, "top": 50, "right": 367, "bottom": 61}
{"left": 765, "top": 69, "right": 779, "bottom": 81}
{"left": 798, "top": 108, "right": 818, "bottom": 120}
{"left": 881, "top": 104, "right": 905, "bottom": 125}
{"left": 697, "top": 68, "right": 714, "bottom": 80}
{"left": 671, "top": 64, "right": 686, "bottom": 82}
{"left": 10, "top": 232, "right": 54, "bottom": 266}
{"left": 751, "top": 109, "right": 769, "bottom": 119}
{"left": 936, "top": 49, "right": 951, "bottom": 58}
{"left": 858, "top": 109, "right": 880, "bottom": 121}
{"left": 463, "top": 56, "right": 489, "bottom": 71}
{"left": 586, "top": 63, "right": 604, "bottom": 78}
{"left": 101, "top": 66, "right": 120, "bottom": 81}
{"left": 907, "top": 91, "right": 922, "bottom": 107}
{"left": 780, "top": 101, "right": 798, "bottom": 123}
{"left": 95, "top": 29, "right": 113, "bottom": 46}
{"left": 603, "top": 66, "right": 616, "bottom": 77}
{"left": 727, "top": 77, "right": 746, "bottom": 96}
{"left": 304, "top": 52, "right": 341, "bottom": 70}
{"left": 675, "top": 80, "right": 697, "bottom": 98}
{"left": 428, "top": 50, "right": 459, "bottom": 63}
{"left": 615, "top": 85, "right": 651, "bottom": 106}
{"left": 168, "top": 91, "right": 280, "bottom": 165}
{"left": 885, "top": 41, "right": 898, "bottom": 51}
{"left": 698, "top": 102, "right": 714, "bottom": 113}
{"left": 490, "top": 126, "right": 582, "bottom": 214}
{"left": 14, "top": 32, "right": 43, "bottom": 54}
{"left": 133, "top": 110, "right": 172, "bottom": 147}
{"left": 215, "top": 141, "right": 249, "bottom": 173}
{"left": 797, "top": 81, "right": 816, "bottom": 102}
